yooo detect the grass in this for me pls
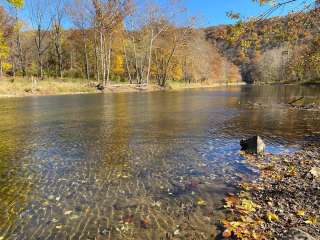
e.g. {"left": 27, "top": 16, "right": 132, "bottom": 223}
{"left": 0, "top": 77, "right": 96, "bottom": 97}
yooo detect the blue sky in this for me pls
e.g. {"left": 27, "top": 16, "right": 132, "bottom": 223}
{"left": 183, "top": 0, "right": 293, "bottom": 26}
{"left": 3, "top": 0, "right": 299, "bottom": 28}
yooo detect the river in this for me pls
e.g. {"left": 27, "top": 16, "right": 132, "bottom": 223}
{"left": 0, "top": 85, "right": 319, "bottom": 239}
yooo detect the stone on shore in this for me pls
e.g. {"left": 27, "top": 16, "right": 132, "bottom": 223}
{"left": 96, "top": 83, "right": 105, "bottom": 91}
{"left": 240, "top": 135, "right": 266, "bottom": 154}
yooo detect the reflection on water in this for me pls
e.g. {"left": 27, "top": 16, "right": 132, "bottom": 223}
{"left": 0, "top": 85, "right": 319, "bottom": 239}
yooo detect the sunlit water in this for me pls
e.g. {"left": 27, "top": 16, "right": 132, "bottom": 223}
{"left": 0, "top": 85, "right": 319, "bottom": 239}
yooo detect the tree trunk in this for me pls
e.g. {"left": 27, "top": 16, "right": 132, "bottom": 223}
{"left": 146, "top": 30, "right": 154, "bottom": 85}
{"left": 94, "top": 27, "right": 100, "bottom": 82}
{"left": 132, "top": 37, "right": 140, "bottom": 84}
{"left": 161, "top": 45, "right": 176, "bottom": 87}
{"left": 123, "top": 41, "right": 132, "bottom": 84}
{"left": 17, "top": 29, "right": 26, "bottom": 77}
{"left": 59, "top": 56, "right": 63, "bottom": 78}
{"left": 15, "top": 11, "right": 26, "bottom": 77}
{"left": 106, "top": 33, "right": 112, "bottom": 86}
{"left": 84, "top": 41, "right": 90, "bottom": 81}
{"left": 0, "top": 60, "right": 3, "bottom": 80}
{"left": 21, "top": 57, "right": 26, "bottom": 77}
{"left": 140, "top": 58, "right": 145, "bottom": 84}
{"left": 56, "top": 44, "right": 63, "bottom": 78}
{"left": 70, "top": 51, "right": 73, "bottom": 70}
{"left": 54, "top": 30, "right": 63, "bottom": 78}
{"left": 38, "top": 55, "right": 43, "bottom": 79}
{"left": 36, "top": 26, "right": 44, "bottom": 79}
{"left": 100, "top": 32, "right": 106, "bottom": 85}
{"left": 12, "top": 58, "right": 16, "bottom": 79}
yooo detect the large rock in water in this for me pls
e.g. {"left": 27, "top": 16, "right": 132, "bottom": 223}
{"left": 281, "top": 228, "right": 316, "bottom": 240}
{"left": 240, "top": 136, "right": 266, "bottom": 154}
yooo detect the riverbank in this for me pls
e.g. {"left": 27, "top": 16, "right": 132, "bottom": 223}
{"left": 0, "top": 77, "right": 245, "bottom": 98}
{"left": 246, "top": 100, "right": 320, "bottom": 112}
{"left": 253, "top": 79, "right": 320, "bottom": 86}
{"left": 221, "top": 143, "right": 320, "bottom": 239}
{"left": 301, "top": 79, "right": 320, "bottom": 86}
{"left": 0, "top": 78, "right": 96, "bottom": 98}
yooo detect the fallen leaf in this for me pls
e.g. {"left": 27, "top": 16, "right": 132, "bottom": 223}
{"left": 238, "top": 199, "right": 260, "bottom": 213}
{"left": 287, "top": 166, "right": 297, "bottom": 176}
{"left": 224, "top": 195, "right": 239, "bottom": 208}
{"left": 266, "top": 212, "right": 279, "bottom": 222}
{"left": 305, "top": 216, "right": 318, "bottom": 225}
{"left": 121, "top": 214, "right": 134, "bottom": 224}
{"left": 222, "top": 229, "right": 232, "bottom": 238}
{"left": 197, "top": 198, "right": 207, "bottom": 206}
{"left": 151, "top": 201, "right": 161, "bottom": 208}
{"left": 70, "top": 215, "right": 80, "bottom": 220}
{"left": 56, "top": 225, "right": 63, "bottom": 229}
{"left": 296, "top": 210, "right": 305, "bottom": 217}
{"left": 261, "top": 165, "right": 275, "bottom": 171}
{"left": 238, "top": 191, "right": 251, "bottom": 198}
{"left": 48, "top": 195, "right": 55, "bottom": 200}
{"left": 64, "top": 210, "right": 72, "bottom": 215}
{"left": 140, "top": 219, "right": 150, "bottom": 229}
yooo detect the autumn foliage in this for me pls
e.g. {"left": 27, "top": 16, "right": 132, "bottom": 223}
{"left": 0, "top": 0, "right": 242, "bottom": 87}
{"left": 206, "top": 6, "right": 320, "bottom": 83}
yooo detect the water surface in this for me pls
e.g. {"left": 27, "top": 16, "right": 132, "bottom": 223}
{"left": 0, "top": 85, "right": 319, "bottom": 239}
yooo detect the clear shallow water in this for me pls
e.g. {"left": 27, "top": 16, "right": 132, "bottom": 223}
{"left": 0, "top": 85, "right": 319, "bottom": 239}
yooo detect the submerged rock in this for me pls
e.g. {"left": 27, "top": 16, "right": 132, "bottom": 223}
{"left": 240, "top": 136, "right": 266, "bottom": 154}
{"left": 282, "top": 228, "right": 316, "bottom": 240}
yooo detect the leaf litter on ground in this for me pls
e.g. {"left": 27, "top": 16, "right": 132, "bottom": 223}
{"left": 221, "top": 143, "right": 320, "bottom": 239}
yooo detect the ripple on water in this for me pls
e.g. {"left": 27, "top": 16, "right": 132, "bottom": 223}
{"left": 0, "top": 85, "right": 319, "bottom": 239}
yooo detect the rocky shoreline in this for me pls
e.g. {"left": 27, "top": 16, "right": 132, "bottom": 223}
{"left": 221, "top": 143, "right": 320, "bottom": 239}
{"left": 245, "top": 99, "right": 320, "bottom": 112}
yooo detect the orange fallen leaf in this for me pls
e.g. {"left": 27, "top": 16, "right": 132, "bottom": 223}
{"left": 222, "top": 229, "right": 232, "bottom": 238}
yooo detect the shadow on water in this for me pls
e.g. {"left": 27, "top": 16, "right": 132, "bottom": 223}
{"left": 0, "top": 85, "right": 319, "bottom": 239}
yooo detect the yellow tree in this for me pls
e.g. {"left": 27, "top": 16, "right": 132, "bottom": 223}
{"left": 1, "top": 0, "right": 24, "bottom": 79}
{"left": 0, "top": 32, "right": 10, "bottom": 80}
{"left": 111, "top": 28, "right": 125, "bottom": 79}
{"left": 6, "top": 0, "right": 24, "bottom": 8}
{"left": 113, "top": 53, "right": 124, "bottom": 76}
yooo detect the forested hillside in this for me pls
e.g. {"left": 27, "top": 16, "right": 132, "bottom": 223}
{"left": 0, "top": 0, "right": 241, "bottom": 90}
{"left": 1, "top": 0, "right": 319, "bottom": 88}
{"left": 206, "top": 7, "right": 320, "bottom": 83}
